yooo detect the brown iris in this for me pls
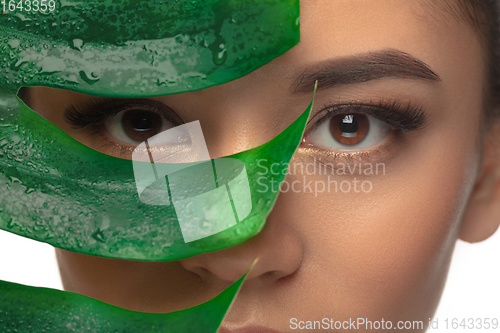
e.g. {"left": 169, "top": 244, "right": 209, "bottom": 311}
{"left": 121, "top": 110, "right": 163, "bottom": 142}
{"left": 329, "top": 114, "right": 369, "bottom": 145}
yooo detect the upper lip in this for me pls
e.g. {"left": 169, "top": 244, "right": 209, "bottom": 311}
{"left": 218, "top": 326, "right": 286, "bottom": 333}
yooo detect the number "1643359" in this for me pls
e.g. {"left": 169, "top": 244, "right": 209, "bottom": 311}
{"left": 1, "top": 0, "right": 56, "bottom": 13}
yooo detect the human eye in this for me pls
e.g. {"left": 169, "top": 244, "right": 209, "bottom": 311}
{"left": 64, "top": 98, "right": 184, "bottom": 157}
{"left": 302, "top": 101, "right": 428, "bottom": 161}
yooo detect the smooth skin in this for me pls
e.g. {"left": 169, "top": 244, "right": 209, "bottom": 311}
{"left": 26, "top": 0, "right": 500, "bottom": 332}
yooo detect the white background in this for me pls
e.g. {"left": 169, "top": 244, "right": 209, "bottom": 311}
{"left": 0, "top": 228, "right": 498, "bottom": 332}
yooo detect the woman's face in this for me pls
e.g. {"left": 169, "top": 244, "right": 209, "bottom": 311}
{"left": 26, "top": 0, "right": 489, "bottom": 332}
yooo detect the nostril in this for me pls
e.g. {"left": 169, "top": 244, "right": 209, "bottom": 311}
{"left": 180, "top": 259, "right": 209, "bottom": 281}
{"left": 189, "top": 266, "right": 210, "bottom": 281}
{"left": 261, "top": 270, "right": 280, "bottom": 281}
{"left": 179, "top": 213, "right": 304, "bottom": 286}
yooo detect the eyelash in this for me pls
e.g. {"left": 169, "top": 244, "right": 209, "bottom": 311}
{"left": 301, "top": 100, "right": 427, "bottom": 163}
{"left": 65, "top": 98, "right": 183, "bottom": 129}
{"left": 308, "top": 100, "right": 427, "bottom": 132}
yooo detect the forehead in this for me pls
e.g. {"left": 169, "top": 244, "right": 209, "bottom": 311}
{"left": 287, "top": 0, "right": 479, "bottom": 63}
{"left": 269, "top": 0, "right": 485, "bottom": 100}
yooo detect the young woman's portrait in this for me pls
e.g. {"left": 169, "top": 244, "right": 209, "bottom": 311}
{"left": 0, "top": 0, "right": 499, "bottom": 332}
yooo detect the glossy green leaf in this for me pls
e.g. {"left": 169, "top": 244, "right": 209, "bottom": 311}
{"left": 0, "top": 0, "right": 300, "bottom": 97}
{"left": 0, "top": 92, "right": 313, "bottom": 261}
{"left": 0, "top": 264, "right": 252, "bottom": 333}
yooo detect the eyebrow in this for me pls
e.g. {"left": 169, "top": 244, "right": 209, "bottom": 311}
{"left": 291, "top": 49, "right": 441, "bottom": 93}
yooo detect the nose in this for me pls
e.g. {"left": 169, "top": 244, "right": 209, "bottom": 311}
{"left": 180, "top": 209, "right": 303, "bottom": 283}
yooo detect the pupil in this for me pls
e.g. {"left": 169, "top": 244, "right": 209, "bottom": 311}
{"left": 339, "top": 115, "right": 358, "bottom": 134}
{"left": 329, "top": 113, "right": 369, "bottom": 145}
{"left": 132, "top": 111, "right": 153, "bottom": 132}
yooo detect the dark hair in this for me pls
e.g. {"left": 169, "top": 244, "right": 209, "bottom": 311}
{"left": 460, "top": 0, "right": 500, "bottom": 118}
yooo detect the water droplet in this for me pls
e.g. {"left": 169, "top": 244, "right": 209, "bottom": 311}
{"left": 6, "top": 218, "right": 17, "bottom": 229}
{"left": 7, "top": 39, "right": 20, "bottom": 49}
{"left": 213, "top": 48, "right": 227, "bottom": 66}
{"left": 209, "top": 37, "right": 228, "bottom": 66}
{"left": 79, "top": 70, "right": 100, "bottom": 85}
{"left": 11, "top": 135, "right": 21, "bottom": 144}
{"left": 9, "top": 176, "right": 21, "bottom": 183}
{"left": 91, "top": 228, "right": 106, "bottom": 243}
{"left": 71, "top": 38, "right": 83, "bottom": 51}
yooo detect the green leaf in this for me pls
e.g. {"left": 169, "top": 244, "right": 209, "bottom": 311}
{"left": 0, "top": 263, "right": 253, "bottom": 333}
{"left": 0, "top": 92, "right": 313, "bottom": 261}
{"left": 0, "top": 0, "right": 300, "bottom": 97}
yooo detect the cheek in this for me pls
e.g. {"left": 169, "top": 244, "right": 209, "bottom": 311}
{"left": 347, "top": 158, "right": 471, "bottom": 318}
{"left": 276, "top": 131, "right": 479, "bottom": 321}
